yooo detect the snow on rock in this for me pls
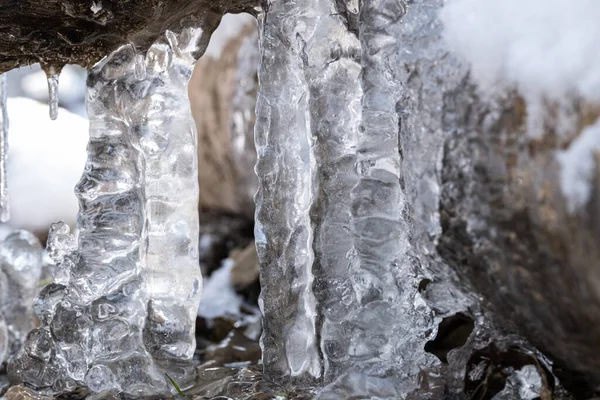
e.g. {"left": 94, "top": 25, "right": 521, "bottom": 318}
{"left": 556, "top": 118, "right": 600, "bottom": 213}
{"left": 4, "top": 97, "right": 88, "bottom": 235}
{"left": 441, "top": 0, "right": 600, "bottom": 103}
{"left": 197, "top": 258, "right": 243, "bottom": 319}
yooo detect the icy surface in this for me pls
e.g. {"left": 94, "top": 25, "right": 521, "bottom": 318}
{"left": 0, "top": 229, "right": 43, "bottom": 358}
{"left": 0, "top": 74, "right": 8, "bottom": 222}
{"left": 556, "top": 118, "right": 600, "bottom": 212}
{"left": 10, "top": 28, "right": 204, "bottom": 395}
{"left": 255, "top": 0, "right": 439, "bottom": 395}
{"left": 0, "top": 312, "right": 7, "bottom": 366}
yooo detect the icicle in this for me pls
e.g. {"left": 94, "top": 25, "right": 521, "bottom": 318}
{"left": 0, "top": 73, "right": 8, "bottom": 222}
{"left": 255, "top": 0, "right": 438, "bottom": 396}
{"left": 45, "top": 67, "right": 60, "bottom": 120}
{"left": 11, "top": 29, "right": 205, "bottom": 396}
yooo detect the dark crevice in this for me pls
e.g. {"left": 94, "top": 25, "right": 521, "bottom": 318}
{"left": 424, "top": 312, "right": 474, "bottom": 364}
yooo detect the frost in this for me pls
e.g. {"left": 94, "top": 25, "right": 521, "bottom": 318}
{"left": 556, "top": 118, "right": 600, "bottom": 213}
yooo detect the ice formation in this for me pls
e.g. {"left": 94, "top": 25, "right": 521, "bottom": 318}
{"left": 0, "top": 0, "right": 568, "bottom": 397}
{"left": 0, "top": 230, "right": 43, "bottom": 359}
{"left": 255, "top": 0, "right": 440, "bottom": 396}
{"left": 9, "top": 28, "right": 204, "bottom": 395}
{"left": 45, "top": 67, "right": 60, "bottom": 121}
{"left": 0, "top": 73, "right": 9, "bottom": 222}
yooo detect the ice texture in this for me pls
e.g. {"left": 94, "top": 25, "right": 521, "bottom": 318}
{"left": 255, "top": 0, "right": 440, "bottom": 395}
{"left": 0, "top": 73, "right": 8, "bottom": 222}
{"left": 0, "top": 230, "right": 43, "bottom": 359}
{"left": 45, "top": 68, "right": 60, "bottom": 121}
{"left": 9, "top": 28, "right": 204, "bottom": 396}
{"left": 0, "top": 312, "right": 7, "bottom": 366}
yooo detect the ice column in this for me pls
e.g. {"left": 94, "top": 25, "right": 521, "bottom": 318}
{"left": 10, "top": 28, "right": 203, "bottom": 395}
{"left": 0, "top": 73, "right": 8, "bottom": 222}
{"left": 256, "top": 0, "right": 437, "bottom": 394}
{"left": 0, "top": 231, "right": 43, "bottom": 358}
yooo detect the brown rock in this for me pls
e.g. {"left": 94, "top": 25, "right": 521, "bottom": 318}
{"left": 189, "top": 19, "right": 259, "bottom": 219}
{"left": 0, "top": 0, "right": 258, "bottom": 74}
{"left": 230, "top": 241, "right": 259, "bottom": 289}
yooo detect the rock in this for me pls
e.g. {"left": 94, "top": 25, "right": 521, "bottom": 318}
{"left": 437, "top": 90, "right": 600, "bottom": 395}
{"left": 189, "top": 16, "right": 258, "bottom": 219}
{"left": 230, "top": 241, "right": 259, "bottom": 290}
{"left": 0, "top": 0, "right": 259, "bottom": 74}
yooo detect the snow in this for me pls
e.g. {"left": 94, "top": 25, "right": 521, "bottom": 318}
{"left": 197, "top": 258, "right": 242, "bottom": 319}
{"left": 203, "top": 13, "right": 256, "bottom": 59}
{"left": 441, "top": 0, "right": 600, "bottom": 103}
{"left": 556, "top": 118, "right": 600, "bottom": 213}
{"left": 3, "top": 97, "right": 88, "bottom": 234}
{"left": 90, "top": 1, "right": 102, "bottom": 14}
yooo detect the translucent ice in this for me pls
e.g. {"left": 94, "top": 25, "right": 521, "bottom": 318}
{"left": 255, "top": 0, "right": 437, "bottom": 395}
{"left": 0, "top": 73, "right": 8, "bottom": 222}
{"left": 0, "top": 312, "right": 7, "bottom": 365}
{"left": 45, "top": 67, "right": 60, "bottom": 121}
{"left": 0, "top": 230, "right": 43, "bottom": 358}
{"left": 10, "top": 28, "right": 204, "bottom": 395}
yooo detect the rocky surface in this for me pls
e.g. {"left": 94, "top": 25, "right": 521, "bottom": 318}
{"left": 0, "top": 1, "right": 259, "bottom": 75}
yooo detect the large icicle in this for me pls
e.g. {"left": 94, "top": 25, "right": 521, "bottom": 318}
{"left": 0, "top": 73, "right": 8, "bottom": 222}
{"left": 10, "top": 29, "right": 204, "bottom": 396}
{"left": 255, "top": 1, "right": 322, "bottom": 383}
{"left": 256, "top": 0, "right": 438, "bottom": 395}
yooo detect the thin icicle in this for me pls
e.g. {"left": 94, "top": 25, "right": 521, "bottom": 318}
{"left": 46, "top": 69, "right": 59, "bottom": 120}
{"left": 0, "top": 73, "right": 9, "bottom": 222}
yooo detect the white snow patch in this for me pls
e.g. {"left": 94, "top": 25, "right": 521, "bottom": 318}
{"left": 441, "top": 0, "right": 600, "bottom": 104}
{"left": 5, "top": 97, "right": 88, "bottom": 233}
{"left": 197, "top": 258, "right": 243, "bottom": 319}
{"left": 91, "top": 1, "right": 102, "bottom": 14}
{"left": 556, "top": 118, "right": 600, "bottom": 213}
{"left": 204, "top": 13, "right": 256, "bottom": 59}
